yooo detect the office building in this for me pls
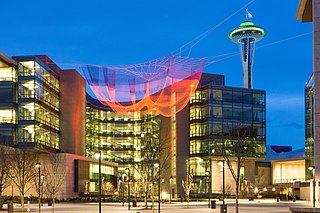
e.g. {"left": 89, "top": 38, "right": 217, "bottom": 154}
{"left": 297, "top": 0, "right": 320, "bottom": 180}
{"left": 0, "top": 52, "right": 266, "bottom": 199}
{"left": 0, "top": 53, "right": 118, "bottom": 198}
{"left": 188, "top": 73, "right": 266, "bottom": 195}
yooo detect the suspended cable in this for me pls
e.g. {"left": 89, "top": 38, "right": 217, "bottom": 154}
{"left": 255, "top": 32, "right": 312, "bottom": 50}
{"left": 204, "top": 31, "right": 312, "bottom": 67}
{"left": 50, "top": 31, "right": 311, "bottom": 69}
{"left": 171, "top": 0, "right": 256, "bottom": 57}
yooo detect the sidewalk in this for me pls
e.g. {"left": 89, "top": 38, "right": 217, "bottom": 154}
{"left": 2, "top": 199, "right": 310, "bottom": 213}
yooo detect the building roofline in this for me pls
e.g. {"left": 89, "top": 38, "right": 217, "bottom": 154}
{"left": 296, "top": 0, "right": 313, "bottom": 22}
{"left": 271, "top": 157, "right": 305, "bottom": 163}
{"left": 305, "top": 72, "right": 314, "bottom": 88}
{"left": 12, "top": 55, "right": 62, "bottom": 77}
{"left": 0, "top": 51, "right": 17, "bottom": 67}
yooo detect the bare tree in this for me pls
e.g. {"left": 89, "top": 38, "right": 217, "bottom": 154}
{"left": 0, "top": 146, "right": 13, "bottom": 209}
{"left": 44, "top": 153, "right": 66, "bottom": 213}
{"left": 10, "top": 149, "right": 38, "bottom": 211}
{"left": 214, "top": 122, "right": 262, "bottom": 213}
{"left": 182, "top": 160, "right": 193, "bottom": 208}
{"left": 133, "top": 146, "right": 157, "bottom": 209}
{"left": 133, "top": 122, "right": 171, "bottom": 210}
{"left": 218, "top": 123, "right": 262, "bottom": 213}
{"left": 134, "top": 141, "right": 170, "bottom": 210}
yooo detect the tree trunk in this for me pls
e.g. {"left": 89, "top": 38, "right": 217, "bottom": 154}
{"left": 236, "top": 179, "right": 239, "bottom": 213}
{"left": 152, "top": 182, "right": 155, "bottom": 213}
{"left": 144, "top": 190, "right": 148, "bottom": 208}
{"left": 235, "top": 157, "right": 241, "bottom": 213}
{"left": 187, "top": 194, "right": 190, "bottom": 208}
{"left": 52, "top": 196, "right": 55, "bottom": 213}
{"left": 0, "top": 192, "right": 3, "bottom": 210}
{"left": 21, "top": 193, "right": 25, "bottom": 212}
{"left": 144, "top": 181, "right": 148, "bottom": 208}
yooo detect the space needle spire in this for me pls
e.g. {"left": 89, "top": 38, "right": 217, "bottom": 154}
{"left": 228, "top": 10, "right": 266, "bottom": 89}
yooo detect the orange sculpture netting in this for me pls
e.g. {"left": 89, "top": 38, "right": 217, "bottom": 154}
{"left": 82, "top": 55, "right": 205, "bottom": 117}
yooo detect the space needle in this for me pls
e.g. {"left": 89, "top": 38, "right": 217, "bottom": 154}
{"left": 228, "top": 10, "right": 266, "bottom": 89}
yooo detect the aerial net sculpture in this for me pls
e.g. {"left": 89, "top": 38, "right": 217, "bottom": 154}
{"left": 82, "top": 55, "right": 205, "bottom": 117}
{"left": 81, "top": 2, "right": 260, "bottom": 117}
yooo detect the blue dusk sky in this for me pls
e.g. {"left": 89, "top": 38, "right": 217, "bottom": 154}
{"left": 0, "top": 0, "right": 312, "bottom": 149}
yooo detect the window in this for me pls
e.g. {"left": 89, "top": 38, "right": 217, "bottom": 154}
{"left": 0, "top": 109, "right": 16, "bottom": 123}
{"left": 0, "top": 67, "right": 16, "bottom": 81}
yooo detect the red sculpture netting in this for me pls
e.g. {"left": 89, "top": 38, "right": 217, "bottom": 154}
{"left": 82, "top": 55, "right": 205, "bottom": 117}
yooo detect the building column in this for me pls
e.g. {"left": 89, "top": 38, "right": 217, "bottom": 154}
{"left": 314, "top": 0, "right": 320, "bottom": 180}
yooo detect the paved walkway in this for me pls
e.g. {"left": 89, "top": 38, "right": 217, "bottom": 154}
{"left": 2, "top": 200, "right": 311, "bottom": 213}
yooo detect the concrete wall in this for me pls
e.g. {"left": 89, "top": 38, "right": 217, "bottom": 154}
{"left": 314, "top": 0, "right": 320, "bottom": 180}
{"left": 244, "top": 161, "right": 256, "bottom": 185}
{"left": 175, "top": 105, "right": 190, "bottom": 197}
{"left": 159, "top": 115, "right": 173, "bottom": 198}
{"left": 300, "top": 184, "right": 320, "bottom": 203}
{"left": 211, "top": 160, "right": 256, "bottom": 194}
{"left": 211, "top": 160, "right": 237, "bottom": 194}
{"left": 272, "top": 160, "right": 305, "bottom": 183}
{"left": 60, "top": 70, "right": 86, "bottom": 156}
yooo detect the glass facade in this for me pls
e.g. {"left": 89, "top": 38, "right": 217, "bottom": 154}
{"left": 189, "top": 85, "right": 266, "bottom": 193}
{"left": 89, "top": 162, "right": 116, "bottom": 193}
{"left": 74, "top": 159, "right": 117, "bottom": 195}
{"left": 0, "top": 52, "right": 270, "bottom": 198}
{"left": 0, "top": 56, "right": 61, "bottom": 150}
{"left": 85, "top": 99, "right": 160, "bottom": 176}
{"left": 16, "top": 58, "right": 60, "bottom": 149}
{"left": 305, "top": 74, "right": 314, "bottom": 180}
{"left": 0, "top": 58, "right": 18, "bottom": 145}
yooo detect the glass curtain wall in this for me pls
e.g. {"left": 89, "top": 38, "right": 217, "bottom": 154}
{"left": 205, "top": 86, "right": 266, "bottom": 157}
{"left": 17, "top": 59, "right": 60, "bottom": 149}
{"left": 305, "top": 74, "right": 314, "bottom": 180}
{"left": 86, "top": 105, "right": 142, "bottom": 169}
{"left": 190, "top": 85, "right": 266, "bottom": 194}
{"left": 89, "top": 162, "right": 116, "bottom": 194}
{"left": 0, "top": 61, "right": 18, "bottom": 145}
{"left": 85, "top": 103, "right": 161, "bottom": 197}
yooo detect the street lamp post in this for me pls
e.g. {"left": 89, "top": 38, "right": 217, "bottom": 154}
{"left": 95, "top": 150, "right": 102, "bottom": 213}
{"left": 205, "top": 171, "right": 210, "bottom": 207}
{"left": 308, "top": 166, "right": 316, "bottom": 208}
{"left": 169, "top": 176, "right": 173, "bottom": 204}
{"left": 218, "top": 160, "right": 226, "bottom": 212}
{"left": 119, "top": 179, "right": 122, "bottom": 206}
{"left": 121, "top": 174, "right": 126, "bottom": 207}
{"left": 154, "top": 163, "right": 160, "bottom": 213}
{"left": 151, "top": 149, "right": 157, "bottom": 213}
{"left": 40, "top": 175, "right": 44, "bottom": 206}
{"left": 98, "top": 151, "right": 102, "bottom": 213}
{"left": 11, "top": 176, "right": 14, "bottom": 204}
{"left": 125, "top": 168, "right": 130, "bottom": 210}
{"left": 35, "top": 162, "right": 41, "bottom": 213}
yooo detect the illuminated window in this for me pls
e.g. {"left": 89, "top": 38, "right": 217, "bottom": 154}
{"left": 0, "top": 109, "right": 16, "bottom": 123}
{"left": 0, "top": 67, "right": 16, "bottom": 81}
